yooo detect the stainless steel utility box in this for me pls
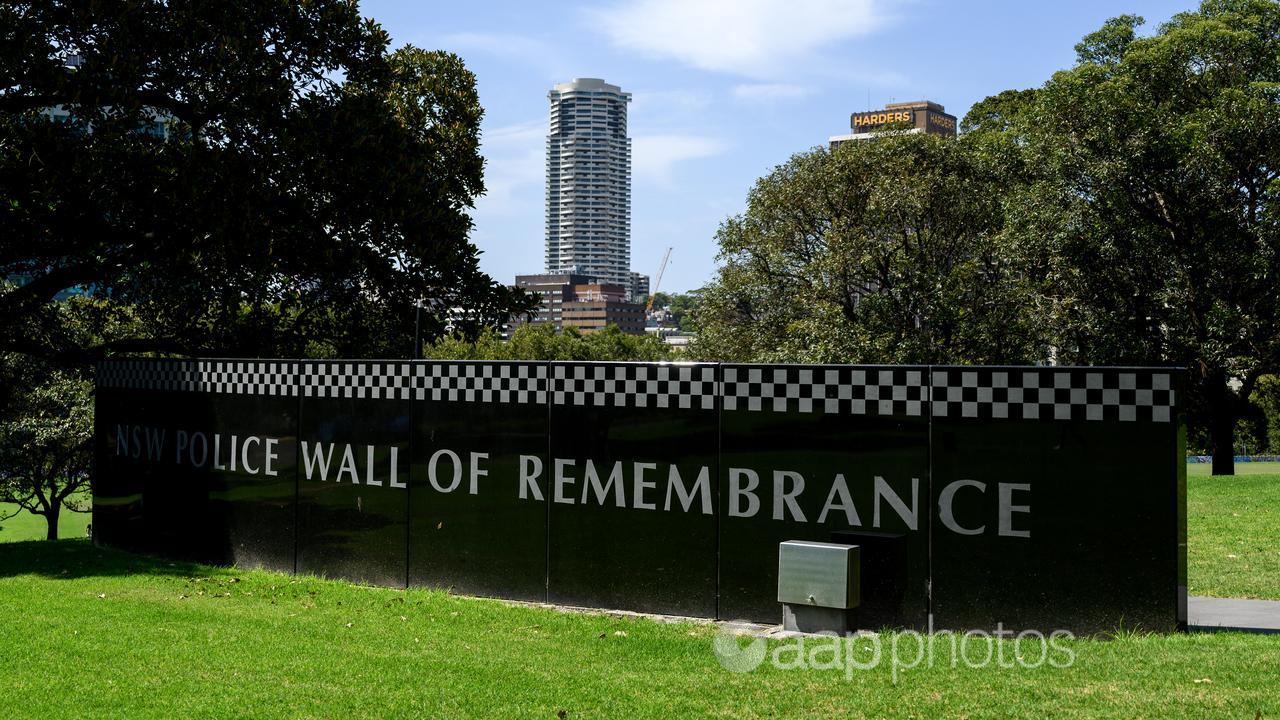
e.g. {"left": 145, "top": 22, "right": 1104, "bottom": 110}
{"left": 778, "top": 541, "right": 860, "bottom": 633}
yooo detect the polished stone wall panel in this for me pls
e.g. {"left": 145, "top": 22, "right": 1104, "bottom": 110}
{"left": 719, "top": 365, "right": 932, "bottom": 628}
{"left": 94, "top": 360, "right": 299, "bottom": 566}
{"left": 547, "top": 362, "right": 719, "bottom": 617}
{"left": 295, "top": 361, "right": 410, "bottom": 588}
{"left": 928, "top": 367, "right": 1183, "bottom": 633}
{"left": 408, "top": 361, "right": 549, "bottom": 601}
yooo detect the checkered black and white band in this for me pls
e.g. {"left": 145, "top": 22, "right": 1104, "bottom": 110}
{"left": 930, "top": 368, "right": 1175, "bottom": 422}
{"left": 722, "top": 366, "right": 928, "bottom": 417}
{"left": 297, "top": 362, "right": 413, "bottom": 400}
{"left": 97, "top": 361, "right": 1177, "bottom": 423}
{"left": 551, "top": 364, "right": 717, "bottom": 409}
{"left": 97, "top": 360, "right": 297, "bottom": 396}
{"left": 414, "top": 363, "right": 547, "bottom": 404}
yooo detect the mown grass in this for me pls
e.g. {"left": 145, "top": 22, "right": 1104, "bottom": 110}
{"left": 0, "top": 540, "right": 1277, "bottom": 719}
{"left": 1187, "top": 471, "right": 1280, "bottom": 599}
{"left": 0, "top": 502, "right": 90, "bottom": 543}
{"left": 0, "top": 470, "right": 1276, "bottom": 717}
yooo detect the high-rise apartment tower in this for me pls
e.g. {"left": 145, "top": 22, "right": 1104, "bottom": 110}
{"left": 545, "top": 78, "right": 634, "bottom": 289}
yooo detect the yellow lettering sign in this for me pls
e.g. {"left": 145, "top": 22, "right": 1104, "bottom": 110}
{"left": 852, "top": 110, "right": 915, "bottom": 130}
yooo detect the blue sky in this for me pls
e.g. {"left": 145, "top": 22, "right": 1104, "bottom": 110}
{"left": 360, "top": 0, "right": 1197, "bottom": 294}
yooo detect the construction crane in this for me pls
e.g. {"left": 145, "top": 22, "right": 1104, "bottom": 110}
{"left": 645, "top": 247, "right": 673, "bottom": 314}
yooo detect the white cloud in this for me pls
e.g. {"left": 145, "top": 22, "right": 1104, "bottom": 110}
{"left": 439, "top": 32, "right": 551, "bottom": 61}
{"left": 630, "top": 89, "right": 714, "bottom": 116}
{"left": 632, "top": 134, "right": 730, "bottom": 184}
{"left": 732, "top": 83, "right": 815, "bottom": 102}
{"left": 629, "top": 89, "right": 715, "bottom": 134}
{"left": 436, "top": 32, "right": 571, "bottom": 79}
{"left": 482, "top": 119, "right": 545, "bottom": 147}
{"left": 585, "top": 0, "right": 893, "bottom": 78}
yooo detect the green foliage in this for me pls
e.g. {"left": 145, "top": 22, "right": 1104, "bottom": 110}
{"left": 1073, "top": 14, "right": 1144, "bottom": 65}
{"left": 650, "top": 291, "right": 702, "bottom": 332}
{"left": 1001, "top": 0, "right": 1280, "bottom": 473}
{"left": 960, "top": 88, "right": 1038, "bottom": 135}
{"left": 0, "top": 296, "right": 127, "bottom": 538}
{"left": 0, "top": 1, "right": 534, "bottom": 364}
{"left": 1253, "top": 375, "right": 1280, "bottom": 453}
{"left": 0, "top": 354, "right": 92, "bottom": 540}
{"left": 693, "top": 132, "right": 1048, "bottom": 364}
{"left": 425, "top": 323, "right": 671, "bottom": 362}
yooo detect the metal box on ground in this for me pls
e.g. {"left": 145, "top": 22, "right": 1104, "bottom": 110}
{"left": 778, "top": 540, "right": 860, "bottom": 633}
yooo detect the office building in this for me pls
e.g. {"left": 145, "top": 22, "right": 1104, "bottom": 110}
{"left": 829, "top": 100, "right": 958, "bottom": 147}
{"left": 507, "top": 274, "right": 646, "bottom": 337}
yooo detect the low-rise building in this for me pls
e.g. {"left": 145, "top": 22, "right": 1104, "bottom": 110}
{"left": 507, "top": 273, "right": 646, "bottom": 337}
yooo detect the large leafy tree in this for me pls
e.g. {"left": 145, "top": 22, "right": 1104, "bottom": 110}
{"left": 693, "top": 132, "right": 1048, "bottom": 365}
{"left": 1004, "top": 1, "right": 1280, "bottom": 474}
{"left": 426, "top": 323, "right": 672, "bottom": 362}
{"left": 0, "top": 0, "right": 533, "bottom": 363}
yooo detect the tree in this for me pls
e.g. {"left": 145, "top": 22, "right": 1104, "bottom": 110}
{"left": 0, "top": 1, "right": 534, "bottom": 364}
{"left": 0, "top": 354, "right": 92, "bottom": 540}
{"left": 0, "top": 295, "right": 135, "bottom": 538}
{"left": 692, "top": 132, "right": 1048, "bottom": 364}
{"left": 1252, "top": 375, "right": 1280, "bottom": 453}
{"left": 426, "top": 323, "right": 671, "bottom": 362}
{"left": 1002, "top": 1, "right": 1280, "bottom": 475}
{"left": 649, "top": 291, "right": 702, "bottom": 332}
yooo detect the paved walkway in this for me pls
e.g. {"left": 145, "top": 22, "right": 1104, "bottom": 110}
{"left": 1189, "top": 596, "right": 1280, "bottom": 634}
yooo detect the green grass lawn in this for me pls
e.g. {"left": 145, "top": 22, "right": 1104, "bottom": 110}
{"left": 1187, "top": 470, "right": 1280, "bottom": 599}
{"left": 0, "top": 540, "right": 1276, "bottom": 719}
{"left": 0, "top": 502, "right": 91, "bottom": 543}
{"left": 0, "top": 473, "right": 1277, "bottom": 717}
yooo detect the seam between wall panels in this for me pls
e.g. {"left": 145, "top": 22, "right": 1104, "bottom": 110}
{"left": 545, "top": 360, "right": 552, "bottom": 603}
{"left": 715, "top": 362, "right": 723, "bottom": 622}
{"left": 925, "top": 365, "right": 934, "bottom": 627}
{"left": 406, "top": 362, "right": 413, "bottom": 590}
{"left": 293, "top": 363, "right": 300, "bottom": 576}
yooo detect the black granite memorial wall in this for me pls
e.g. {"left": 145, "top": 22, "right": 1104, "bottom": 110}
{"left": 94, "top": 359, "right": 1184, "bottom": 633}
{"left": 928, "top": 366, "right": 1186, "bottom": 633}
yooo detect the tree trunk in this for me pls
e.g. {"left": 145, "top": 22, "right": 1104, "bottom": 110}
{"left": 1206, "top": 370, "right": 1237, "bottom": 476}
{"left": 1211, "top": 412, "right": 1236, "bottom": 476}
{"left": 45, "top": 503, "right": 60, "bottom": 541}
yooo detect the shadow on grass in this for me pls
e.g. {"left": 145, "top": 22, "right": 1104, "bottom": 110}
{"left": 0, "top": 539, "right": 220, "bottom": 581}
